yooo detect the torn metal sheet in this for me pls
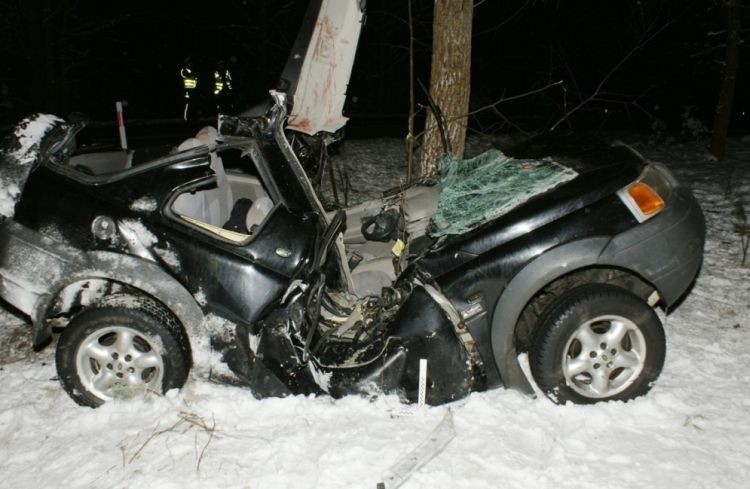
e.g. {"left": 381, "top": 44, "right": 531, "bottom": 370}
{"left": 286, "top": 0, "right": 364, "bottom": 135}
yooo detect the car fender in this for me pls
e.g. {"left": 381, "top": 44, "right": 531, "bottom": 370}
{"left": 39, "top": 252, "right": 204, "bottom": 353}
{"left": 1, "top": 222, "right": 203, "bottom": 349}
{"left": 490, "top": 237, "right": 610, "bottom": 395}
{"left": 88, "top": 251, "right": 204, "bottom": 334}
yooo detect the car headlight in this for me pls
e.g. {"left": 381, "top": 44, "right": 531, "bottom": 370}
{"left": 617, "top": 164, "right": 673, "bottom": 223}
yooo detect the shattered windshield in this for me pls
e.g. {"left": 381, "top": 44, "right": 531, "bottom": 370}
{"left": 428, "top": 149, "right": 578, "bottom": 237}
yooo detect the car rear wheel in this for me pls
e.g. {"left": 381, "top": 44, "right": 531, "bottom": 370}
{"left": 56, "top": 294, "right": 191, "bottom": 407}
{"left": 530, "top": 284, "right": 665, "bottom": 404}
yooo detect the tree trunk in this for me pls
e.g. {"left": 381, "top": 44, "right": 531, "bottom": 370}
{"left": 710, "top": 0, "right": 742, "bottom": 161}
{"left": 420, "top": 0, "right": 473, "bottom": 176}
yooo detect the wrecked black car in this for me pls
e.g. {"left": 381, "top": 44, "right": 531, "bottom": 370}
{"left": 0, "top": 99, "right": 704, "bottom": 407}
{"left": 0, "top": 1, "right": 704, "bottom": 408}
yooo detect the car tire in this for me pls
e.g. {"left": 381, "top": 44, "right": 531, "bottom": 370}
{"left": 530, "top": 284, "right": 665, "bottom": 404}
{"left": 55, "top": 294, "right": 191, "bottom": 407}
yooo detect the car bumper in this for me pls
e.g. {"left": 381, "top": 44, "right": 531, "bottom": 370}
{"left": 600, "top": 184, "right": 705, "bottom": 306}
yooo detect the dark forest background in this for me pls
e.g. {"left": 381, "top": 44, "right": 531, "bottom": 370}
{"left": 0, "top": 0, "right": 747, "bottom": 138}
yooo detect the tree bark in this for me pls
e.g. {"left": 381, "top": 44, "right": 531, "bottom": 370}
{"left": 710, "top": 0, "right": 742, "bottom": 161}
{"left": 420, "top": 0, "right": 473, "bottom": 176}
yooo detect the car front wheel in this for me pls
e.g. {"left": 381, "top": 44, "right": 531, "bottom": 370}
{"left": 530, "top": 284, "right": 665, "bottom": 404}
{"left": 56, "top": 294, "right": 191, "bottom": 407}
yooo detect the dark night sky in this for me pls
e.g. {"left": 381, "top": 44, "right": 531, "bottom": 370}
{"left": 0, "top": 0, "right": 747, "bottom": 136}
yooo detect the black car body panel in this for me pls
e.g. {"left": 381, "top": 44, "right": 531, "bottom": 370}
{"left": 598, "top": 184, "right": 705, "bottom": 305}
{"left": 0, "top": 220, "right": 205, "bottom": 350}
{"left": 0, "top": 107, "right": 705, "bottom": 406}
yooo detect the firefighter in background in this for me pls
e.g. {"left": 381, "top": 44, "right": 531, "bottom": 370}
{"left": 180, "top": 57, "right": 237, "bottom": 119}
{"left": 181, "top": 58, "right": 198, "bottom": 120}
{"left": 213, "top": 59, "right": 235, "bottom": 113}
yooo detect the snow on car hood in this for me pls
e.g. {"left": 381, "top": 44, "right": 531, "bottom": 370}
{"left": 0, "top": 114, "right": 64, "bottom": 219}
{"left": 428, "top": 149, "right": 578, "bottom": 237}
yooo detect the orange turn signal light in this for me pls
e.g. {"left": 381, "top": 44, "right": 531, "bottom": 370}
{"left": 627, "top": 182, "right": 664, "bottom": 216}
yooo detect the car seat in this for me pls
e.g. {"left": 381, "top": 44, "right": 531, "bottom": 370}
{"left": 172, "top": 126, "right": 233, "bottom": 226}
{"left": 245, "top": 196, "right": 274, "bottom": 231}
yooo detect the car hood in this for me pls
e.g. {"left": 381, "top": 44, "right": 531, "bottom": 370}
{"left": 425, "top": 133, "right": 645, "bottom": 240}
{"left": 505, "top": 131, "right": 647, "bottom": 177}
{"left": 414, "top": 134, "right": 645, "bottom": 272}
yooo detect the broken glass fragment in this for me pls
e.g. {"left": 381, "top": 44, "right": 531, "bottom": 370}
{"left": 429, "top": 149, "right": 578, "bottom": 237}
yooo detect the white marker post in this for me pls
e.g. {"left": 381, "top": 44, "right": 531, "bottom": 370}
{"left": 115, "top": 101, "right": 128, "bottom": 150}
{"left": 417, "top": 358, "right": 428, "bottom": 408}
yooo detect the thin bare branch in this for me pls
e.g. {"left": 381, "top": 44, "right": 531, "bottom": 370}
{"left": 467, "top": 80, "right": 564, "bottom": 117}
{"left": 487, "top": 106, "right": 531, "bottom": 135}
{"left": 475, "top": 0, "right": 534, "bottom": 36}
{"left": 129, "top": 419, "right": 185, "bottom": 464}
{"left": 406, "top": 0, "right": 416, "bottom": 183}
{"left": 555, "top": 44, "right": 582, "bottom": 103}
{"left": 196, "top": 415, "right": 217, "bottom": 472}
{"left": 549, "top": 17, "right": 676, "bottom": 131}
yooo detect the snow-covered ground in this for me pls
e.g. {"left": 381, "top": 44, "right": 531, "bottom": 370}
{"left": 1, "top": 136, "right": 749, "bottom": 489}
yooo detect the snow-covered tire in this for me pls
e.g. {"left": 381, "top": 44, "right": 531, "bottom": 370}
{"left": 530, "top": 284, "right": 665, "bottom": 405}
{"left": 55, "top": 294, "right": 191, "bottom": 407}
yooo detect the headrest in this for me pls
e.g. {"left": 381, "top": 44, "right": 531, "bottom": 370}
{"left": 195, "top": 126, "right": 219, "bottom": 150}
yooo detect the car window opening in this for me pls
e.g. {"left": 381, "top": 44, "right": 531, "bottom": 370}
{"left": 170, "top": 129, "right": 275, "bottom": 240}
